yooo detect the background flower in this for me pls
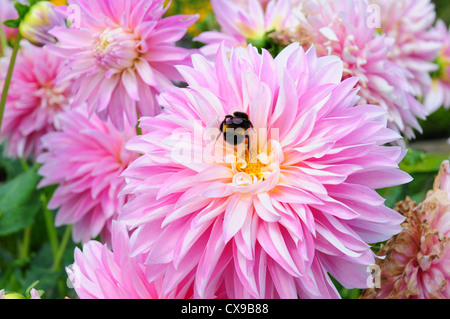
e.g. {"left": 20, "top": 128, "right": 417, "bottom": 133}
{"left": 67, "top": 221, "right": 196, "bottom": 299}
{"left": 119, "top": 43, "right": 411, "bottom": 299}
{"left": 371, "top": 0, "right": 442, "bottom": 98}
{"left": 47, "top": 0, "right": 198, "bottom": 130}
{"left": 290, "top": 0, "right": 428, "bottom": 140}
{"left": 195, "top": 0, "right": 294, "bottom": 58}
{"left": 424, "top": 20, "right": 450, "bottom": 113}
{"left": 0, "top": 42, "right": 73, "bottom": 160}
{"left": 0, "top": 0, "right": 19, "bottom": 45}
{"left": 361, "top": 161, "right": 450, "bottom": 299}
{"left": 37, "top": 108, "right": 138, "bottom": 244}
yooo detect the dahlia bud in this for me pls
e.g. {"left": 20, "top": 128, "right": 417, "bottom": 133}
{"left": 1, "top": 292, "right": 26, "bottom": 299}
{"left": 0, "top": 288, "right": 41, "bottom": 299}
{"left": 18, "top": 1, "right": 65, "bottom": 47}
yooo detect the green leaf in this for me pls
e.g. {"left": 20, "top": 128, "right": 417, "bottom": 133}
{"left": 3, "top": 19, "right": 20, "bottom": 28}
{"left": 24, "top": 243, "right": 76, "bottom": 299}
{"left": 13, "top": 1, "right": 30, "bottom": 19}
{"left": 400, "top": 150, "right": 449, "bottom": 174}
{"left": 0, "top": 167, "right": 41, "bottom": 236}
{"left": 24, "top": 280, "right": 40, "bottom": 298}
{"left": 0, "top": 144, "right": 25, "bottom": 180}
{"left": 2, "top": 1, "right": 30, "bottom": 29}
{"left": 27, "top": 0, "right": 38, "bottom": 7}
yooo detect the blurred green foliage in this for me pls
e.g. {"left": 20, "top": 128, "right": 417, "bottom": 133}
{"left": 0, "top": 145, "right": 78, "bottom": 299}
{"left": 434, "top": 0, "right": 450, "bottom": 24}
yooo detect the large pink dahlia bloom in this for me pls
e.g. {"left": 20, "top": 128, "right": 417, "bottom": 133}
{"left": 290, "top": 0, "right": 427, "bottom": 140}
{"left": 47, "top": 0, "right": 198, "bottom": 130}
{"left": 195, "top": 0, "right": 294, "bottom": 59}
{"left": 67, "top": 221, "right": 195, "bottom": 298}
{"left": 119, "top": 43, "right": 411, "bottom": 299}
{"left": 362, "top": 161, "right": 450, "bottom": 299}
{"left": 37, "top": 108, "right": 138, "bottom": 244}
{"left": 370, "top": 0, "right": 442, "bottom": 98}
{"left": 0, "top": 43, "right": 73, "bottom": 159}
{"left": 424, "top": 20, "right": 450, "bottom": 113}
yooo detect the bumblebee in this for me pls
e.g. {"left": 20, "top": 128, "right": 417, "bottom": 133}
{"left": 219, "top": 112, "right": 254, "bottom": 146}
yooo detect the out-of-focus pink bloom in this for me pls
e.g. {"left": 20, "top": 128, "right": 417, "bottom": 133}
{"left": 371, "top": 0, "right": 442, "bottom": 98}
{"left": 362, "top": 161, "right": 450, "bottom": 299}
{"left": 424, "top": 20, "right": 450, "bottom": 113}
{"left": 195, "top": 0, "right": 294, "bottom": 58}
{"left": 47, "top": 0, "right": 198, "bottom": 130}
{"left": 291, "top": 0, "right": 427, "bottom": 140}
{"left": 67, "top": 221, "right": 196, "bottom": 299}
{"left": 232, "top": 0, "right": 272, "bottom": 9}
{"left": 37, "top": 108, "right": 138, "bottom": 244}
{"left": 0, "top": 43, "right": 73, "bottom": 160}
{"left": 0, "top": 0, "right": 19, "bottom": 43}
{"left": 119, "top": 43, "right": 411, "bottom": 299}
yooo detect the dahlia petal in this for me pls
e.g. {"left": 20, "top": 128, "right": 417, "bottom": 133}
{"left": 346, "top": 168, "right": 413, "bottom": 189}
{"left": 253, "top": 193, "right": 281, "bottom": 222}
{"left": 267, "top": 262, "right": 298, "bottom": 299}
{"left": 135, "top": 58, "right": 158, "bottom": 86}
{"left": 223, "top": 194, "right": 253, "bottom": 243}
{"left": 257, "top": 222, "right": 301, "bottom": 277}
{"left": 48, "top": 26, "right": 91, "bottom": 47}
{"left": 121, "top": 69, "right": 140, "bottom": 101}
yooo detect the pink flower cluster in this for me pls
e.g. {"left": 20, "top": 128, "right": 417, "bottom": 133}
{"left": 195, "top": 0, "right": 448, "bottom": 139}
{"left": 0, "top": 0, "right": 448, "bottom": 300}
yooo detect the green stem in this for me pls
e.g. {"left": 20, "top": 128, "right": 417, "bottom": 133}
{"left": 41, "top": 193, "right": 58, "bottom": 259}
{"left": 20, "top": 226, "right": 32, "bottom": 259}
{"left": 19, "top": 157, "right": 29, "bottom": 171}
{"left": 136, "top": 122, "right": 142, "bottom": 136}
{"left": 0, "top": 32, "right": 21, "bottom": 132}
{"left": 136, "top": 111, "right": 142, "bottom": 136}
{"left": 0, "top": 25, "right": 7, "bottom": 57}
{"left": 51, "top": 225, "right": 72, "bottom": 272}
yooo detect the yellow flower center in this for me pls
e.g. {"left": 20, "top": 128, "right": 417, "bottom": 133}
{"left": 232, "top": 140, "right": 275, "bottom": 182}
{"left": 93, "top": 28, "right": 139, "bottom": 70}
{"left": 431, "top": 53, "right": 450, "bottom": 83}
{"left": 236, "top": 150, "right": 264, "bottom": 180}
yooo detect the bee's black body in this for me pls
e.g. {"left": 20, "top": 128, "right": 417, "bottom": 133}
{"left": 219, "top": 112, "right": 254, "bottom": 146}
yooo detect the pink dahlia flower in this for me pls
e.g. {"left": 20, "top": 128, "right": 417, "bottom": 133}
{"left": 306, "top": 0, "right": 427, "bottom": 138}
{"left": 67, "top": 221, "right": 196, "bottom": 299}
{"left": 424, "top": 20, "right": 450, "bottom": 113}
{"left": 361, "top": 161, "right": 450, "bottom": 299}
{"left": 0, "top": 42, "right": 73, "bottom": 159}
{"left": 289, "top": 0, "right": 428, "bottom": 140}
{"left": 371, "top": 0, "right": 442, "bottom": 98}
{"left": 119, "top": 43, "right": 411, "bottom": 299}
{"left": 195, "top": 0, "right": 294, "bottom": 58}
{"left": 47, "top": 0, "right": 198, "bottom": 130}
{"left": 37, "top": 108, "right": 138, "bottom": 244}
